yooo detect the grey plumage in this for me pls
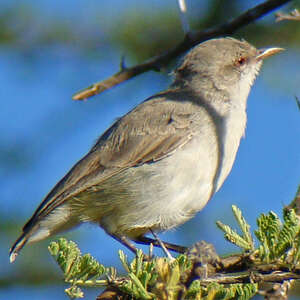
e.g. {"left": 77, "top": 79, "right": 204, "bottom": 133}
{"left": 10, "top": 38, "right": 283, "bottom": 263}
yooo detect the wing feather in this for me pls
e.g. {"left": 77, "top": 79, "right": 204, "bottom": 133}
{"left": 23, "top": 95, "right": 196, "bottom": 230}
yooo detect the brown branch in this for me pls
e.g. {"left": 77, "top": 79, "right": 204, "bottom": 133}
{"left": 275, "top": 9, "right": 300, "bottom": 22}
{"left": 73, "top": 0, "right": 292, "bottom": 101}
{"left": 191, "top": 253, "right": 300, "bottom": 285}
{"left": 200, "top": 272, "right": 300, "bottom": 285}
{"left": 96, "top": 286, "right": 126, "bottom": 300}
{"left": 258, "top": 281, "right": 292, "bottom": 300}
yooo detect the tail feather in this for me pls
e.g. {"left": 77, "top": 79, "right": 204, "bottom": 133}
{"left": 10, "top": 203, "right": 76, "bottom": 263}
{"left": 10, "top": 206, "right": 75, "bottom": 263}
{"left": 9, "top": 233, "right": 28, "bottom": 263}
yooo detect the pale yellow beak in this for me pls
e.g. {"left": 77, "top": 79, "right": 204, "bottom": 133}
{"left": 256, "top": 47, "right": 284, "bottom": 60}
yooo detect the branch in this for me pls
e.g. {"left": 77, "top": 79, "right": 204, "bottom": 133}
{"left": 73, "top": 0, "right": 291, "bottom": 101}
{"left": 200, "top": 271, "right": 300, "bottom": 285}
{"left": 258, "top": 281, "right": 292, "bottom": 300}
{"left": 177, "top": 0, "right": 190, "bottom": 35}
{"left": 276, "top": 9, "right": 300, "bottom": 22}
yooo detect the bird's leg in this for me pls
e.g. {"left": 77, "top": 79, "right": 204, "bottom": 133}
{"left": 150, "top": 229, "right": 174, "bottom": 260}
{"left": 109, "top": 234, "right": 139, "bottom": 254}
{"left": 109, "top": 234, "right": 151, "bottom": 260}
{"left": 134, "top": 234, "right": 188, "bottom": 254}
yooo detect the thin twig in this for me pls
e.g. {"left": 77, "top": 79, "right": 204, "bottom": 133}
{"left": 178, "top": 0, "right": 190, "bottom": 35}
{"left": 73, "top": 0, "right": 291, "bottom": 101}
{"left": 275, "top": 9, "right": 300, "bottom": 22}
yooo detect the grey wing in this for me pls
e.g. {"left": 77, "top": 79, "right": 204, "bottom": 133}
{"left": 23, "top": 96, "right": 196, "bottom": 230}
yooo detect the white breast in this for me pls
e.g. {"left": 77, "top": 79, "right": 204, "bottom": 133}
{"left": 214, "top": 107, "right": 247, "bottom": 191}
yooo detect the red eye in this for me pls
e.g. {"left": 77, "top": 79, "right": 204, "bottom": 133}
{"left": 237, "top": 57, "right": 246, "bottom": 66}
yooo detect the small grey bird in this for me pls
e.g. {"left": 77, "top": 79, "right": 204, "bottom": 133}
{"left": 10, "top": 37, "right": 282, "bottom": 263}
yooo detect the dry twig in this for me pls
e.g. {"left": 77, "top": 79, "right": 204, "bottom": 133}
{"left": 276, "top": 9, "right": 300, "bottom": 22}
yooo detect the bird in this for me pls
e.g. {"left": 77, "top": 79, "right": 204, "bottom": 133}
{"left": 10, "top": 37, "right": 283, "bottom": 263}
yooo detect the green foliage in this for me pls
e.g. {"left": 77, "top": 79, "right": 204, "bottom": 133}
{"left": 254, "top": 209, "right": 300, "bottom": 262}
{"left": 216, "top": 205, "right": 254, "bottom": 251}
{"left": 216, "top": 205, "right": 300, "bottom": 264}
{"left": 185, "top": 282, "right": 257, "bottom": 300}
{"left": 233, "top": 283, "right": 258, "bottom": 300}
{"left": 217, "top": 205, "right": 300, "bottom": 265}
{"left": 48, "top": 238, "right": 111, "bottom": 299}
{"left": 118, "top": 249, "right": 156, "bottom": 299}
{"left": 50, "top": 205, "right": 300, "bottom": 299}
{"left": 119, "top": 250, "right": 192, "bottom": 299}
{"left": 255, "top": 211, "right": 281, "bottom": 261}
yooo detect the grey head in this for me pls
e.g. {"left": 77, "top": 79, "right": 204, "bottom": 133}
{"left": 173, "top": 37, "right": 283, "bottom": 104}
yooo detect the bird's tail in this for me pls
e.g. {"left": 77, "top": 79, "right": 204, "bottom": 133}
{"left": 9, "top": 233, "right": 29, "bottom": 263}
